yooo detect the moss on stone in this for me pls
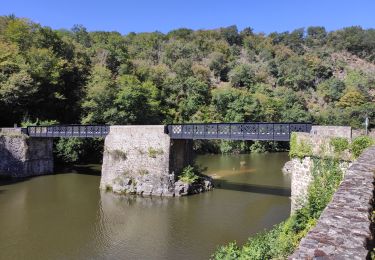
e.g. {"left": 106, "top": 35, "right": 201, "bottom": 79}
{"left": 138, "top": 169, "right": 149, "bottom": 175}
{"left": 147, "top": 147, "right": 164, "bottom": 158}
{"left": 109, "top": 149, "right": 127, "bottom": 160}
{"left": 289, "top": 133, "right": 313, "bottom": 159}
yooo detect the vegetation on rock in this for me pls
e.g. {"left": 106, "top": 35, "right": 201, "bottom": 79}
{"left": 147, "top": 147, "right": 164, "bottom": 158}
{"left": 289, "top": 133, "right": 313, "bottom": 159}
{"left": 178, "top": 165, "right": 200, "bottom": 184}
{"left": 213, "top": 158, "right": 344, "bottom": 259}
{"left": 351, "top": 136, "right": 375, "bottom": 158}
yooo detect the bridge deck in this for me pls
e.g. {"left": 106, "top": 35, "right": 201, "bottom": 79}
{"left": 27, "top": 125, "right": 110, "bottom": 138}
{"left": 26, "top": 123, "right": 312, "bottom": 141}
{"left": 166, "top": 123, "right": 312, "bottom": 141}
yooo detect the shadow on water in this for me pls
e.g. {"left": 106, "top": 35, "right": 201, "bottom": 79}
{"left": 214, "top": 180, "right": 291, "bottom": 197}
{"left": 0, "top": 164, "right": 101, "bottom": 188}
{"left": 54, "top": 164, "right": 102, "bottom": 176}
{"left": 0, "top": 176, "right": 32, "bottom": 187}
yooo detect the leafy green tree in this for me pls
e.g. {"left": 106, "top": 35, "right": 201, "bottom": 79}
{"left": 229, "top": 63, "right": 255, "bottom": 88}
{"left": 306, "top": 26, "right": 327, "bottom": 47}
{"left": 209, "top": 52, "right": 229, "bottom": 81}
{"left": 71, "top": 24, "right": 91, "bottom": 47}
{"left": 337, "top": 90, "right": 367, "bottom": 108}
{"left": 82, "top": 65, "right": 117, "bottom": 124}
{"left": 317, "top": 78, "right": 345, "bottom": 102}
{"left": 113, "top": 75, "right": 161, "bottom": 124}
{"left": 220, "top": 25, "right": 241, "bottom": 45}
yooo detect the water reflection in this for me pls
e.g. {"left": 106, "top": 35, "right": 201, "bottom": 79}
{"left": 0, "top": 153, "right": 290, "bottom": 260}
{"left": 215, "top": 180, "right": 291, "bottom": 196}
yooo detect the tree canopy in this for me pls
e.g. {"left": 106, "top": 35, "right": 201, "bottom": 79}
{"left": 0, "top": 16, "right": 374, "bottom": 132}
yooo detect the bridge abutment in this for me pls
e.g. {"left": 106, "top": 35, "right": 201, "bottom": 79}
{"left": 0, "top": 128, "right": 53, "bottom": 178}
{"left": 100, "top": 125, "right": 205, "bottom": 196}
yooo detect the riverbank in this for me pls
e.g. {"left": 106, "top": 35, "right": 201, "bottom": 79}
{"left": 213, "top": 133, "right": 375, "bottom": 259}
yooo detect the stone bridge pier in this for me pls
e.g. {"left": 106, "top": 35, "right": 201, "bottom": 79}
{"left": 0, "top": 128, "right": 53, "bottom": 178}
{"left": 100, "top": 125, "right": 197, "bottom": 196}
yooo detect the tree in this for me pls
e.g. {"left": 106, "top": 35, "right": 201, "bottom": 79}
{"left": 337, "top": 90, "right": 367, "bottom": 108}
{"left": 220, "top": 25, "right": 241, "bottom": 45}
{"left": 177, "top": 77, "right": 210, "bottom": 122}
{"left": 0, "top": 41, "right": 36, "bottom": 124}
{"left": 306, "top": 26, "right": 327, "bottom": 47}
{"left": 209, "top": 52, "right": 228, "bottom": 81}
{"left": 317, "top": 78, "right": 345, "bottom": 102}
{"left": 82, "top": 65, "right": 117, "bottom": 124}
{"left": 71, "top": 24, "right": 91, "bottom": 47}
{"left": 113, "top": 75, "right": 161, "bottom": 124}
{"left": 229, "top": 63, "right": 255, "bottom": 88}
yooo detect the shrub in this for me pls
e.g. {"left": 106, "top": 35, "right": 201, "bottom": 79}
{"left": 289, "top": 133, "right": 313, "bottom": 159}
{"left": 178, "top": 165, "right": 200, "bottom": 184}
{"left": 351, "top": 136, "right": 374, "bottom": 158}
{"left": 212, "top": 158, "right": 343, "bottom": 259}
{"left": 55, "top": 138, "right": 104, "bottom": 163}
{"left": 250, "top": 141, "right": 267, "bottom": 153}
{"left": 213, "top": 242, "right": 240, "bottom": 260}
{"left": 330, "top": 137, "right": 349, "bottom": 157}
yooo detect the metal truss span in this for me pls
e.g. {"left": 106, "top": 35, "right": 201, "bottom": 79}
{"left": 166, "top": 123, "right": 312, "bottom": 141}
{"left": 26, "top": 125, "right": 110, "bottom": 138}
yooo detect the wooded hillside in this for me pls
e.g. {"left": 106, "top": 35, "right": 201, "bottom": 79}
{"left": 1, "top": 15, "right": 374, "bottom": 129}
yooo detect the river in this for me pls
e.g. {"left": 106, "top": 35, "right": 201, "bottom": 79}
{"left": 0, "top": 153, "right": 290, "bottom": 260}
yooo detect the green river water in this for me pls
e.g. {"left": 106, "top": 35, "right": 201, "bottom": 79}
{"left": 0, "top": 153, "right": 290, "bottom": 260}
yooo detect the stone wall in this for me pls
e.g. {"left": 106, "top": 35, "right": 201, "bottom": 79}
{"left": 311, "top": 125, "right": 352, "bottom": 138}
{"left": 286, "top": 126, "right": 353, "bottom": 212}
{"left": 100, "top": 125, "right": 211, "bottom": 197}
{"left": 293, "top": 132, "right": 352, "bottom": 161}
{"left": 285, "top": 157, "right": 350, "bottom": 213}
{"left": 0, "top": 128, "right": 53, "bottom": 177}
{"left": 290, "top": 145, "right": 375, "bottom": 259}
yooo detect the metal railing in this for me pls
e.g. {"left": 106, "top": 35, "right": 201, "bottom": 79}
{"left": 26, "top": 125, "right": 110, "bottom": 138}
{"left": 166, "top": 122, "right": 312, "bottom": 141}
{"left": 26, "top": 122, "right": 312, "bottom": 141}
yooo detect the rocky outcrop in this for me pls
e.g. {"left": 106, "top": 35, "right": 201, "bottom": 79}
{"left": 100, "top": 125, "right": 212, "bottom": 197}
{"left": 174, "top": 175, "right": 213, "bottom": 196}
{"left": 290, "top": 145, "right": 375, "bottom": 259}
{"left": 0, "top": 128, "right": 53, "bottom": 177}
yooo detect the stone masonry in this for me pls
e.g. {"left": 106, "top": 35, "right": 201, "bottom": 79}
{"left": 290, "top": 145, "right": 375, "bottom": 259}
{"left": 285, "top": 126, "right": 354, "bottom": 212}
{"left": 100, "top": 125, "right": 212, "bottom": 197}
{"left": 0, "top": 128, "right": 53, "bottom": 177}
{"left": 286, "top": 157, "right": 350, "bottom": 213}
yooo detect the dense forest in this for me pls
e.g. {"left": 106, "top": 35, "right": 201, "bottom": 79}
{"left": 1, "top": 15, "right": 374, "bottom": 159}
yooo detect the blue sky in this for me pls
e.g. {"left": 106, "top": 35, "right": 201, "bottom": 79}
{"left": 1, "top": 0, "right": 374, "bottom": 34}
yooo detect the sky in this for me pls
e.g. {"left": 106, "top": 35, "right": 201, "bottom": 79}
{"left": 1, "top": 0, "right": 374, "bottom": 34}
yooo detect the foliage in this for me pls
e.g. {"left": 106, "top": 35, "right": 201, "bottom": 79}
{"left": 213, "top": 159, "right": 343, "bottom": 259}
{"left": 351, "top": 136, "right": 374, "bottom": 158}
{"left": 54, "top": 138, "right": 104, "bottom": 163}
{"left": 21, "top": 118, "right": 58, "bottom": 127}
{"left": 1, "top": 16, "right": 375, "bottom": 160}
{"left": 289, "top": 133, "right": 313, "bottom": 159}
{"left": 147, "top": 147, "right": 164, "bottom": 158}
{"left": 178, "top": 165, "right": 200, "bottom": 184}
{"left": 329, "top": 137, "right": 349, "bottom": 156}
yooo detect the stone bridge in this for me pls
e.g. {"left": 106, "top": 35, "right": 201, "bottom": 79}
{"left": 0, "top": 124, "right": 353, "bottom": 197}
{"left": 0, "top": 123, "right": 311, "bottom": 196}
{"left": 25, "top": 122, "right": 312, "bottom": 141}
